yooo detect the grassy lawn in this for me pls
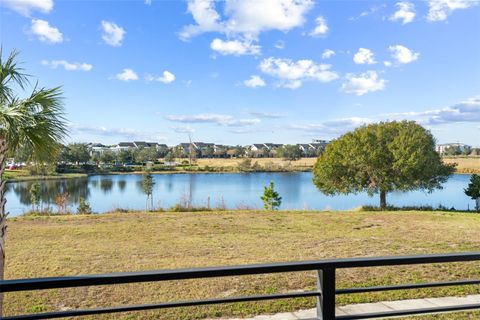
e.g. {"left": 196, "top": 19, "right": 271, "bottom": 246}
{"left": 4, "top": 210, "right": 480, "bottom": 319}
{"left": 4, "top": 169, "right": 87, "bottom": 182}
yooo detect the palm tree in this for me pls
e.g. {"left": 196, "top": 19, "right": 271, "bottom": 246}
{"left": 0, "top": 50, "right": 68, "bottom": 314}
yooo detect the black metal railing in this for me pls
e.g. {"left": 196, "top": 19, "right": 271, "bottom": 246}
{"left": 2, "top": 252, "right": 480, "bottom": 320}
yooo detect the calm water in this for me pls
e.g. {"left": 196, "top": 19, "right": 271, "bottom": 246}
{"left": 5, "top": 173, "right": 475, "bottom": 216}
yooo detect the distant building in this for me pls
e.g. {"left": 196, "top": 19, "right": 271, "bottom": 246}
{"left": 435, "top": 143, "right": 471, "bottom": 155}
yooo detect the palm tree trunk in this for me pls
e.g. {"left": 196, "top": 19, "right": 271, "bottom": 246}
{"left": 0, "top": 137, "right": 8, "bottom": 316}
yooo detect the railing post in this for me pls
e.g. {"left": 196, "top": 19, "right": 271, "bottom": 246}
{"left": 316, "top": 268, "right": 336, "bottom": 320}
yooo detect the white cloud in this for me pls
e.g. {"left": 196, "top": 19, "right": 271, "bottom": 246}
{"left": 144, "top": 0, "right": 152, "bottom": 5}
{"left": 289, "top": 117, "right": 373, "bottom": 135}
{"left": 249, "top": 111, "right": 285, "bottom": 118}
{"left": 259, "top": 57, "right": 339, "bottom": 89}
{"left": 390, "top": 1, "right": 416, "bottom": 24}
{"left": 342, "top": 71, "right": 386, "bottom": 96}
{"left": 244, "top": 75, "right": 266, "bottom": 88}
{"left": 180, "top": 0, "right": 313, "bottom": 40}
{"left": 427, "top": 0, "right": 479, "bottom": 22}
{"left": 146, "top": 71, "right": 176, "bottom": 84}
{"left": 321, "top": 49, "right": 335, "bottom": 59}
{"left": 29, "top": 19, "right": 63, "bottom": 43}
{"left": 383, "top": 61, "right": 392, "bottom": 67}
{"left": 274, "top": 40, "right": 285, "bottom": 49}
{"left": 349, "top": 4, "right": 386, "bottom": 21}
{"left": 101, "top": 20, "right": 125, "bottom": 47}
{"left": 41, "top": 60, "right": 92, "bottom": 71}
{"left": 386, "top": 96, "right": 480, "bottom": 125}
{"left": 389, "top": 45, "right": 419, "bottom": 64}
{"left": 309, "top": 16, "right": 328, "bottom": 37}
{"left": 2, "top": 0, "right": 53, "bottom": 16}
{"left": 172, "top": 125, "right": 195, "bottom": 134}
{"left": 210, "top": 38, "right": 260, "bottom": 56}
{"left": 353, "top": 48, "right": 376, "bottom": 65}
{"left": 166, "top": 113, "right": 260, "bottom": 127}
{"left": 69, "top": 124, "right": 167, "bottom": 142}
{"left": 116, "top": 68, "right": 139, "bottom": 82}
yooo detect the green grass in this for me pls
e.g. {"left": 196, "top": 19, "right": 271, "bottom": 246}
{"left": 4, "top": 210, "right": 480, "bottom": 319}
{"left": 4, "top": 170, "right": 87, "bottom": 182}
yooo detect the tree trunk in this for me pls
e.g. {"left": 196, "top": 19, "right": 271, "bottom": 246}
{"left": 476, "top": 197, "right": 480, "bottom": 212}
{"left": 380, "top": 190, "right": 387, "bottom": 210}
{"left": 0, "top": 138, "right": 8, "bottom": 317}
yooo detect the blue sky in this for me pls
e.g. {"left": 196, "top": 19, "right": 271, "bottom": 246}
{"left": 1, "top": 0, "right": 479, "bottom": 146}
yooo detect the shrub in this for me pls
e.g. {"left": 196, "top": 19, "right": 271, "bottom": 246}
{"left": 77, "top": 197, "right": 93, "bottom": 214}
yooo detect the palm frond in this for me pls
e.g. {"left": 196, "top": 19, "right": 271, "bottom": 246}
{"left": 0, "top": 49, "right": 29, "bottom": 102}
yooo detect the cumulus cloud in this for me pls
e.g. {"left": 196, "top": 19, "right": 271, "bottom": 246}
{"left": 353, "top": 48, "right": 376, "bottom": 65}
{"left": 259, "top": 57, "right": 339, "bottom": 89}
{"left": 101, "top": 20, "right": 125, "bottom": 47}
{"left": 389, "top": 45, "right": 419, "bottom": 64}
{"left": 309, "top": 16, "right": 328, "bottom": 37}
{"left": 180, "top": 0, "right": 313, "bottom": 40}
{"left": 390, "top": 1, "right": 416, "bottom": 24}
{"left": 166, "top": 113, "right": 260, "bottom": 127}
{"left": 321, "top": 49, "right": 335, "bottom": 59}
{"left": 41, "top": 60, "right": 92, "bottom": 71}
{"left": 243, "top": 75, "right": 266, "bottom": 88}
{"left": 29, "top": 19, "right": 63, "bottom": 43}
{"left": 2, "top": 0, "right": 53, "bottom": 16}
{"left": 116, "top": 68, "right": 139, "bottom": 82}
{"left": 342, "top": 71, "right": 386, "bottom": 96}
{"left": 210, "top": 38, "right": 260, "bottom": 55}
{"left": 427, "top": 0, "right": 479, "bottom": 22}
{"left": 146, "top": 71, "right": 176, "bottom": 84}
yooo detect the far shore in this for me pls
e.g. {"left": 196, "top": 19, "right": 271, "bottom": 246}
{"left": 5, "top": 156, "right": 479, "bottom": 182}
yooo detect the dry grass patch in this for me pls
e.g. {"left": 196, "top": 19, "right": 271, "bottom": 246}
{"left": 443, "top": 157, "right": 480, "bottom": 174}
{"left": 4, "top": 211, "right": 480, "bottom": 319}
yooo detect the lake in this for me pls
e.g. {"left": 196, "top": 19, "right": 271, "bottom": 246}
{"left": 5, "top": 173, "right": 475, "bottom": 216}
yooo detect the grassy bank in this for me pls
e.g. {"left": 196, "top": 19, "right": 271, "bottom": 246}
{"left": 4, "top": 170, "right": 88, "bottom": 182}
{"left": 4, "top": 210, "right": 480, "bottom": 319}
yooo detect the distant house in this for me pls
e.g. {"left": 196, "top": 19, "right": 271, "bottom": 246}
{"left": 114, "top": 142, "right": 135, "bottom": 152}
{"left": 88, "top": 143, "right": 111, "bottom": 156}
{"left": 435, "top": 143, "right": 471, "bottom": 155}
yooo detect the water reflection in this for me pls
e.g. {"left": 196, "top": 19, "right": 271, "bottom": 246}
{"left": 4, "top": 173, "right": 474, "bottom": 216}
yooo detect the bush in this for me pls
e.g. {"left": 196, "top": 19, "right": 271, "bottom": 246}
{"left": 77, "top": 197, "right": 92, "bottom": 214}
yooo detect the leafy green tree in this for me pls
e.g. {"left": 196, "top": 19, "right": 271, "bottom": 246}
{"left": 0, "top": 50, "right": 68, "bottom": 309}
{"left": 465, "top": 174, "right": 480, "bottom": 211}
{"left": 261, "top": 181, "right": 282, "bottom": 210}
{"left": 141, "top": 171, "right": 155, "bottom": 211}
{"left": 443, "top": 146, "right": 461, "bottom": 156}
{"left": 313, "top": 121, "right": 455, "bottom": 210}
{"left": 77, "top": 197, "right": 92, "bottom": 214}
{"left": 99, "top": 150, "right": 116, "bottom": 164}
{"left": 116, "top": 149, "right": 133, "bottom": 164}
{"left": 278, "top": 144, "right": 303, "bottom": 161}
{"left": 66, "top": 143, "right": 90, "bottom": 164}
{"left": 29, "top": 182, "right": 41, "bottom": 212}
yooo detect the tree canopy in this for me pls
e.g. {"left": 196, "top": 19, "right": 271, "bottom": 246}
{"left": 464, "top": 174, "right": 480, "bottom": 211}
{"left": 313, "top": 121, "right": 455, "bottom": 209}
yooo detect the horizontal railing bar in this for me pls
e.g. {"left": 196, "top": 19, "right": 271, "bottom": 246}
{"left": 2, "top": 291, "right": 321, "bottom": 320}
{"left": 337, "top": 279, "right": 480, "bottom": 294}
{"left": 2, "top": 252, "right": 480, "bottom": 293}
{"left": 335, "top": 303, "right": 480, "bottom": 319}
